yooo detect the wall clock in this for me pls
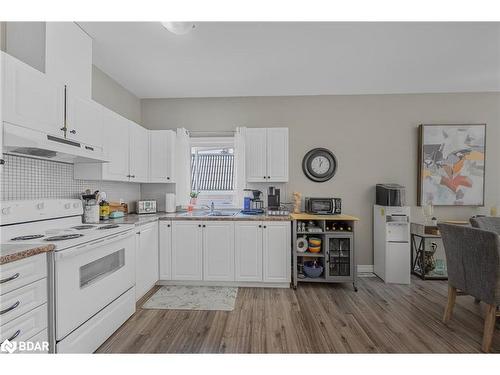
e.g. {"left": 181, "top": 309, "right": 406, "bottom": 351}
{"left": 302, "top": 148, "right": 338, "bottom": 182}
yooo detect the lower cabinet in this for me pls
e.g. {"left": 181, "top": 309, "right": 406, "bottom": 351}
{"left": 171, "top": 221, "right": 203, "bottom": 280}
{"left": 235, "top": 221, "right": 263, "bottom": 282}
{"left": 203, "top": 221, "right": 235, "bottom": 281}
{"left": 159, "top": 221, "right": 172, "bottom": 280}
{"left": 159, "top": 219, "right": 291, "bottom": 285}
{"left": 263, "top": 222, "right": 291, "bottom": 283}
{"left": 135, "top": 222, "right": 159, "bottom": 301}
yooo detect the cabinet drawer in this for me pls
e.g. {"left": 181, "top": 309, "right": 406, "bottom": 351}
{"left": 7, "top": 329, "right": 49, "bottom": 354}
{"left": 0, "top": 253, "right": 47, "bottom": 295}
{"left": 0, "top": 303, "right": 48, "bottom": 344}
{"left": 0, "top": 278, "right": 47, "bottom": 326}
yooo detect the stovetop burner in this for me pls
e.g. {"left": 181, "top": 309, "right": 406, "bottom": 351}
{"left": 98, "top": 224, "right": 120, "bottom": 230}
{"left": 11, "top": 234, "right": 45, "bottom": 241}
{"left": 44, "top": 234, "right": 84, "bottom": 241}
{"left": 72, "top": 225, "right": 96, "bottom": 230}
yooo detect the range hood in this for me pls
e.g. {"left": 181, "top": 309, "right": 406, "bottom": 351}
{"left": 3, "top": 123, "right": 109, "bottom": 164}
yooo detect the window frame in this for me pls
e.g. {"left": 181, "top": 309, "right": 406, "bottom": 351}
{"left": 190, "top": 136, "right": 236, "bottom": 208}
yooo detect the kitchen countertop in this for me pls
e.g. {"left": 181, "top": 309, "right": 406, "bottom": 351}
{"left": 0, "top": 243, "right": 55, "bottom": 265}
{"left": 101, "top": 211, "right": 292, "bottom": 225}
{"left": 290, "top": 213, "right": 360, "bottom": 221}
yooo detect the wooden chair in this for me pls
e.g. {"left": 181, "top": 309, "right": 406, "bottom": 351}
{"left": 438, "top": 223, "right": 500, "bottom": 352}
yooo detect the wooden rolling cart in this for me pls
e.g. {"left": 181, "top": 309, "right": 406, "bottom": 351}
{"left": 291, "top": 213, "right": 360, "bottom": 291}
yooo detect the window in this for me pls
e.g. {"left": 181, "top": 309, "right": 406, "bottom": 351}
{"left": 190, "top": 137, "right": 236, "bottom": 208}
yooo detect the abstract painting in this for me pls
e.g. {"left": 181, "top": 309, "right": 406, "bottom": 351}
{"left": 418, "top": 124, "right": 486, "bottom": 206}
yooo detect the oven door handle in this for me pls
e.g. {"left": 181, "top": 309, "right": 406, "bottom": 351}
{"left": 55, "top": 230, "right": 134, "bottom": 260}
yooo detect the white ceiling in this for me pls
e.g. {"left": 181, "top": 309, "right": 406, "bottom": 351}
{"left": 79, "top": 22, "right": 500, "bottom": 99}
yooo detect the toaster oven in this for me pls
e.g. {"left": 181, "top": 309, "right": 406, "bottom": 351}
{"left": 305, "top": 197, "right": 341, "bottom": 215}
{"left": 137, "top": 200, "right": 157, "bottom": 214}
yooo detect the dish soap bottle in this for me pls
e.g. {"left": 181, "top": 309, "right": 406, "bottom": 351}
{"left": 100, "top": 200, "right": 110, "bottom": 221}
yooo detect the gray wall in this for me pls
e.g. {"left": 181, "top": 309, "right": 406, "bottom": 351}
{"left": 141, "top": 92, "right": 500, "bottom": 265}
{"left": 92, "top": 65, "right": 142, "bottom": 124}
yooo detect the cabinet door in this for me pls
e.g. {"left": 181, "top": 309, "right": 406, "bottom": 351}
{"left": 245, "top": 128, "right": 267, "bottom": 182}
{"left": 149, "top": 130, "right": 176, "bottom": 183}
{"left": 135, "top": 222, "right": 159, "bottom": 301}
{"left": 263, "top": 221, "right": 291, "bottom": 283}
{"left": 159, "top": 221, "right": 172, "bottom": 280}
{"left": 65, "top": 91, "right": 103, "bottom": 147}
{"left": 102, "top": 108, "right": 129, "bottom": 182}
{"left": 266, "top": 128, "right": 289, "bottom": 182}
{"left": 171, "top": 221, "right": 203, "bottom": 280}
{"left": 2, "top": 52, "right": 64, "bottom": 135}
{"left": 235, "top": 221, "right": 263, "bottom": 282}
{"left": 45, "top": 22, "right": 92, "bottom": 98}
{"left": 203, "top": 221, "right": 235, "bottom": 282}
{"left": 129, "top": 122, "right": 149, "bottom": 183}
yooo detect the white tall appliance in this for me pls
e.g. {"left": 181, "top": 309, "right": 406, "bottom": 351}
{"left": 373, "top": 205, "right": 411, "bottom": 284}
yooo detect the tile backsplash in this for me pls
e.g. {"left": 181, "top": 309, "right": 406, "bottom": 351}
{"left": 1, "top": 154, "right": 141, "bottom": 210}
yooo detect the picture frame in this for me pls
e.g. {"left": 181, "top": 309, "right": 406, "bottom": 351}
{"left": 417, "top": 124, "right": 486, "bottom": 206}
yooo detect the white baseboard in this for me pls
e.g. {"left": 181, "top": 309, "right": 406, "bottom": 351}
{"left": 357, "top": 265, "right": 374, "bottom": 273}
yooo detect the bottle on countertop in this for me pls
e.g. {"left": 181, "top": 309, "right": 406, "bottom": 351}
{"left": 100, "top": 200, "right": 110, "bottom": 221}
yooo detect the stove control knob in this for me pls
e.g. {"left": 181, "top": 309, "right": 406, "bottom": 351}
{"left": 1, "top": 207, "right": 10, "bottom": 215}
{"left": 37, "top": 203, "right": 44, "bottom": 210}
{"left": 64, "top": 203, "right": 71, "bottom": 209}
{"left": 73, "top": 202, "right": 80, "bottom": 208}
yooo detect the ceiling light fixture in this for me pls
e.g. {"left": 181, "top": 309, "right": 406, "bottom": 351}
{"left": 161, "top": 22, "right": 196, "bottom": 35}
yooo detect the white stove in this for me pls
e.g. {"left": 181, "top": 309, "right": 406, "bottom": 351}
{"left": 1, "top": 199, "right": 132, "bottom": 251}
{"left": 1, "top": 199, "right": 136, "bottom": 353}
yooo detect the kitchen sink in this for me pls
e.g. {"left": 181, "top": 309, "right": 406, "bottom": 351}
{"left": 179, "top": 211, "right": 237, "bottom": 217}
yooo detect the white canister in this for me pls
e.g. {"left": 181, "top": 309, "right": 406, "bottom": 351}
{"left": 165, "top": 193, "right": 176, "bottom": 213}
{"left": 83, "top": 204, "right": 100, "bottom": 223}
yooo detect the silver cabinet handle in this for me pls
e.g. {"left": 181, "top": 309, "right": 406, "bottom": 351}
{"left": 0, "top": 273, "right": 20, "bottom": 284}
{"left": 8, "top": 329, "right": 21, "bottom": 341}
{"left": 0, "top": 301, "right": 20, "bottom": 315}
{"left": 130, "top": 175, "right": 136, "bottom": 178}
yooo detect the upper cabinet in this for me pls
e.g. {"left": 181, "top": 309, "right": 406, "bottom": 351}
{"left": 45, "top": 22, "right": 92, "bottom": 98}
{"left": 128, "top": 122, "right": 149, "bottom": 183}
{"left": 2, "top": 52, "right": 65, "bottom": 136}
{"left": 149, "top": 130, "right": 176, "bottom": 183}
{"left": 245, "top": 128, "right": 289, "bottom": 182}
{"left": 65, "top": 89, "right": 103, "bottom": 147}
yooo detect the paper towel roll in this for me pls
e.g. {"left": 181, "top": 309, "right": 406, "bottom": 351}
{"left": 165, "top": 193, "right": 176, "bottom": 213}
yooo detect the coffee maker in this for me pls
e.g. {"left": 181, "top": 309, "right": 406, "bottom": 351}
{"left": 244, "top": 189, "right": 264, "bottom": 210}
{"left": 267, "top": 186, "right": 281, "bottom": 209}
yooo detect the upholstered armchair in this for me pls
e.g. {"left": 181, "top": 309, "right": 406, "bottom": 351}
{"left": 438, "top": 223, "right": 500, "bottom": 352}
{"left": 470, "top": 216, "right": 500, "bottom": 234}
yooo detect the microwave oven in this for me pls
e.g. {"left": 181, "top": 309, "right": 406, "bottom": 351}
{"left": 305, "top": 197, "right": 342, "bottom": 215}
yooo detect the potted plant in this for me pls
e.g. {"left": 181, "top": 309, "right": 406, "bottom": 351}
{"left": 189, "top": 191, "right": 199, "bottom": 206}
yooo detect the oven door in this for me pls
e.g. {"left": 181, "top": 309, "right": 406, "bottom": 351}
{"left": 54, "top": 230, "right": 135, "bottom": 341}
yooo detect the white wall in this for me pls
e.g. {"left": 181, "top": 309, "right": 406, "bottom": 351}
{"left": 92, "top": 65, "right": 142, "bottom": 124}
{"left": 141, "top": 92, "right": 500, "bottom": 265}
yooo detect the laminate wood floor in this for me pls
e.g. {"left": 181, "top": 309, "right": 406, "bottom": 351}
{"left": 96, "top": 276, "right": 498, "bottom": 353}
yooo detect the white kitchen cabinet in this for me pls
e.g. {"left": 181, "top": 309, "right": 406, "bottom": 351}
{"left": 65, "top": 91, "right": 103, "bottom": 148}
{"left": 45, "top": 22, "right": 92, "bottom": 98}
{"left": 159, "top": 221, "right": 172, "bottom": 280}
{"left": 235, "top": 221, "right": 263, "bottom": 282}
{"left": 171, "top": 221, "right": 203, "bottom": 280}
{"left": 73, "top": 107, "right": 130, "bottom": 181}
{"left": 245, "top": 128, "right": 267, "bottom": 182}
{"left": 263, "top": 221, "right": 291, "bottom": 283}
{"left": 135, "top": 222, "right": 159, "bottom": 301}
{"left": 245, "top": 128, "right": 289, "bottom": 182}
{"left": 149, "top": 130, "right": 176, "bottom": 183}
{"left": 203, "top": 221, "right": 235, "bottom": 282}
{"left": 266, "top": 128, "right": 289, "bottom": 182}
{"left": 129, "top": 122, "right": 149, "bottom": 183}
{"left": 2, "top": 52, "right": 65, "bottom": 136}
